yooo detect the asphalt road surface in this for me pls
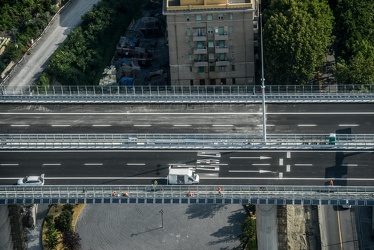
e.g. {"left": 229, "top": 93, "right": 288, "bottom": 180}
{"left": 6, "top": 0, "right": 99, "bottom": 93}
{"left": 1, "top": 150, "right": 373, "bottom": 186}
{"left": 0, "top": 103, "right": 373, "bottom": 134}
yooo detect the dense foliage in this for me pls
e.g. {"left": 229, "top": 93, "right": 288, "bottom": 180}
{"left": 62, "top": 231, "right": 82, "bottom": 250}
{"left": 239, "top": 216, "right": 257, "bottom": 249}
{"left": 263, "top": 0, "right": 334, "bottom": 84}
{"left": 54, "top": 209, "right": 72, "bottom": 232}
{"left": 332, "top": 0, "right": 374, "bottom": 84}
{"left": 46, "top": 0, "right": 144, "bottom": 85}
{"left": 0, "top": 0, "right": 58, "bottom": 72}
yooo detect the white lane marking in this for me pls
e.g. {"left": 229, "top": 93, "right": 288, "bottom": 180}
{"left": 339, "top": 124, "right": 359, "bottom": 127}
{"left": 286, "top": 165, "right": 291, "bottom": 172}
{"left": 42, "top": 163, "right": 61, "bottom": 166}
{"left": 126, "top": 163, "right": 145, "bottom": 166}
{"left": 257, "top": 124, "right": 275, "bottom": 127}
{"left": 84, "top": 163, "right": 103, "bottom": 166}
{"left": 341, "top": 164, "right": 358, "bottom": 167}
{"left": 230, "top": 156, "right": 271, "bottom": 160}
{"left": 297, "top": 124, "right": 317, "bottom": 127}
{"left": 212, "top": 125, "right": 233, "bottom": 127}
{"left": 196, "top": 166, "right": 220, "bottom": 171}
{"left": 229, "top": 170, "right": 271, "bottom": 173}
{"left": 287, "top": 152, "right": 291, "bottom": 158}
{"left": 92, "top": 125, "right": 111, "bottom": 127}
{"left": 51, "top": 125, "right": 71, "bottom": 127}
{"left": 10, "top": 124, "right": 30, "bottom": 127}
{"left": 168, "top": 163, "right": 186, "bottom": 166}
{"left": 279, "top": 158, "right": 283, "bottom": 166}
{"left": 252, "top": 163, "right": 271, "bottom": 166}
{"left": 133, "top": 125, "right": 152, "bottom": 127}
{"left": 173, "top": 124, "right": 192, "bottom": 127}
{"left": 0, "top": 164, "right": 19, "bottom": 166}
{"left": 294, "top": 164, "right": 313, "bottom": 166}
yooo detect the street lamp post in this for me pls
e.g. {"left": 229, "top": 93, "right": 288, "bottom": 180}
{"left": 159, "top": 209, "right": 164, "bottom": 228}
{"left": 260, "top": 14, "right": 267, "bottom": 143}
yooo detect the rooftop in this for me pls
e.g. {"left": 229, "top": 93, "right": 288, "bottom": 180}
{"left": 164, "top": 0, "right": 253, "bottom": 12}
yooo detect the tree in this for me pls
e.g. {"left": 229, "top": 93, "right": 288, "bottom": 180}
{"left": 239, "top": 216, "right": 257, "bottom": 250}
{"left": 263, "top": 0, "right": 334, "bottom": 84}
{"left": 62, "top": 231, "right": 82, "bottom": 250}
{"left": 45, "top": 227, "right": 59, "bottom": 250}
{"left": 54, "top": 210, "right": 72, "bottom": 233}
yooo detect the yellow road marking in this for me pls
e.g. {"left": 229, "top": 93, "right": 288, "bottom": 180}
{"left": 337, "top": 209, "right": 343, "bottom": 249}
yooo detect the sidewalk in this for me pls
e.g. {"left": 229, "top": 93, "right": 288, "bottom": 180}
{"left": 76, "top": 204, "right": 246, "bottom": 250}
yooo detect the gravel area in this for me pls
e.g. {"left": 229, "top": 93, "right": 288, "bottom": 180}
{"left": 76, "top": 204, "right": 246, "bottom": 250}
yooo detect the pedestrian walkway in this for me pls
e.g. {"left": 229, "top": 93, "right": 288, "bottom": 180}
{"left": 76, "top": 204, "right": 246, "bottom": 250}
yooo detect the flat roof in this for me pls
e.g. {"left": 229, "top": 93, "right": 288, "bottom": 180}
{"left": 164, "top": 0, "right": 253, "bottom": 13}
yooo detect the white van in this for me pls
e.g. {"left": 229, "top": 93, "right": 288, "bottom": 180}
{"left": 167, "top": 166, "right": 199, "bottom": 185}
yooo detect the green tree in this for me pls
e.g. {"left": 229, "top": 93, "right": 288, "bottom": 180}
{"left": 239, "top": 216, "right": 257, "bottom": 250}
{"left": 263, "top": 0, "right": 334, "bottom": 84}
{"left": 45, "top": 227, "right": 59, "bottom": 250}
{"left": 54, "top": 210, "right": 72, "bottom": 233}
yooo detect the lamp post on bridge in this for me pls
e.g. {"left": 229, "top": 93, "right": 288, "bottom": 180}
{"left": 260, "top": 14, "right": 267, "bottom": 144}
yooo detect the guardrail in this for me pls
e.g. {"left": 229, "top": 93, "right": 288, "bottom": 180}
{"left": 1, "top": 185, "right": 373, "bottom": 205}
{"left": 1, "top": 85, "right": 374, "bottom": 103}
{"left": 1, "top": 134, "right": 373, "bottom": 150}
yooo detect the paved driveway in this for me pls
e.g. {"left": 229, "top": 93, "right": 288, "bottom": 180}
{"left": 76, "top": 204, "right": 246, "bottom": 250}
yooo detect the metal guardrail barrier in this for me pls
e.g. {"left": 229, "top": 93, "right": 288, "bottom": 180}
{"left": 0, "top": 185, "right": 373, "bottom": 205}
{"left": 1, "top": 134, "right": 373, "bottom": 150}
{"left": 1, "top": 85, "right": 374, "bottom": 103}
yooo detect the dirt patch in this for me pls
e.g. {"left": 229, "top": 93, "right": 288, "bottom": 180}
{"left": 283, "top": 205, "right": 321, "bottom": 250}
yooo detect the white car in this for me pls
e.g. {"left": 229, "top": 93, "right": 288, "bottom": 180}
{"left": 17, "top": 174, "right": 45, "bottom": 185}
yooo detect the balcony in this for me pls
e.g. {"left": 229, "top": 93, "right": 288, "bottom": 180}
{"left": 215, "top": 60, "right": 230, "bottom": 66}
{"left": 193, "top": 47, "right": 207, "bottom": 54}
{"left": 215, "top": 46, "right": 229, "bottom": 53}
{"left": 193, "top": 34, "right": 207, "bottom": 41}
{"left": 214, "top": 33, "right": 228, "bottom": 40}
{"left": 194, "top": 60, "right": 208, "bottom": 67}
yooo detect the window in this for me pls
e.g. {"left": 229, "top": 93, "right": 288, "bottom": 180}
{"left": 218, "top": 40, "right": 225, "bottom": 48}
{"left": 186, "top": 15, "right": 190, "bottom": 21}
{"left": 219, "top": 53, "right": 226, "bottom": 61}
{"left": 199, "top": 67, "right": 205, "bottom": 73}
{"left": 232, "top": 78, "right": 236, "bottom": 84}
{"left": 231, "top": 52, "right": 235, "bottom": 59}
{"left": 188, "top": 53, "right": 192, "bottom": 60}
{"left": 190, "top": 80, "right": 193, "bottom": 86}
{"left": 208, "top": 40, "right": 214, "bottom": 48}
{"left": 229, "top": 13, "right": 233, "bottom": 20}
{"left": 187, "top": 40, "right": 191, "bottom": 47}
{"left": 207, "top": 14, "right": 213, "bottom": 21}
{"left": 231, "top": 64, "right": 235, "bottom": 71}
{"left": 210, "top": 66, "right": 215, "bottom": 72}
{"left": 196, "top": 14, "right": 202, "bottom": 21}
{"left": 207, "top": 27, "right": 213, "bottom": 34}
{"left": 186, "top": 28, "right": 190, "bottom": 36}
{"left": 218, "top": 14, "right": 224, "bottom": 20}
{"left": 220, "top": 66, "right": 226, "bottom": 72}
{"left": 229, "top": 26, "right": 233, "bottom": 33}
{"left": 209, "top": 53, "right": 215, "bottom": 60}
{"left": 197, "top": 41, "right": 204, "bottom": 49}
{"left": 197, "top": 54, "right": 203, "bottom": 61}
{"left": 218, "top": 26, "right": 225, "bottom": 35}
{"left": 190, "top": 66, "right": 192, "bottom": 72}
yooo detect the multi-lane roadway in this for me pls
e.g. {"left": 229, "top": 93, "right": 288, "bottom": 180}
{"left": 0, "top": 103, "right": 373, "bottom": 134}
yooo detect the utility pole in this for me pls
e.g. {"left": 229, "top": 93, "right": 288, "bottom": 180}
{"left": 260, "top": 14, "right": 267, "bottom": 143}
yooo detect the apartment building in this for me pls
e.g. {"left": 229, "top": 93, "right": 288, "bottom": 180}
{"left": 163, "top": 0, "right": 258, "bottom": 86}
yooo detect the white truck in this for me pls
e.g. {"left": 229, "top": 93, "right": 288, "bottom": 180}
{"left": 167, "top": 166, "right": 199, "bottom": 185}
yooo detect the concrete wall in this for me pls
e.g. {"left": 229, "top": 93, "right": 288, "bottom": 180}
{"left": 256, "top": 204, "right": 278, "bottom": 250}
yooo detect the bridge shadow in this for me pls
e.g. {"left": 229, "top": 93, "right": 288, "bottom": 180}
{"left": 324, "top": 128, "right": 365, "bottom": 186}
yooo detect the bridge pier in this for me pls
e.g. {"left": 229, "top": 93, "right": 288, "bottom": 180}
{"left": 256, "top": 204, "right": 278, "bottom": 250}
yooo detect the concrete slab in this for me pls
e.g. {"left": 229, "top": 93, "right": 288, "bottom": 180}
{"left": 76, "top": 204, "right": 246, "bottom": 250}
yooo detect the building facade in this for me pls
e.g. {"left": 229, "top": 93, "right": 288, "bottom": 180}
{"left": 163, "top": 0, "right": 258, "bottom": 86}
